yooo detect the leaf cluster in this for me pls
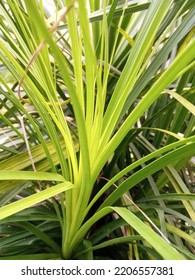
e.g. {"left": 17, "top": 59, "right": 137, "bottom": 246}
{"left": 0, "top": 0, "right": 195, "bottom": 260}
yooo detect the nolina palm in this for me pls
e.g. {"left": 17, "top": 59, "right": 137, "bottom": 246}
{"left": 0, "top": 0, "right": 195, "bottom": 259}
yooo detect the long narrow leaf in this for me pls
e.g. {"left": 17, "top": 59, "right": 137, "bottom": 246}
{"left": 113, "top": 207, "right": 185, "bottom": 260}
{"left": 0, "top": 171, "right": 65, "bottom": 181}
{"left": 0, "top": 181, "right": 75, "bottom": 220}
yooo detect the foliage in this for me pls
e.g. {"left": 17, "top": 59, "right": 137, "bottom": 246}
{"left": 0, "top": 0, "right": 195, "bottom": 260}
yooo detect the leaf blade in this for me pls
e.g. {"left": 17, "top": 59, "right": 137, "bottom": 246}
{"left": 0, "top": 181, "right": 75, "bottom": 220}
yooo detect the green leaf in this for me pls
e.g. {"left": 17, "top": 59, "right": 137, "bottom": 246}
{"left": 139, "top": 193, "right": 195, "bottom": 202}
{"left": 69, "top": 205, "right": 185, "bottom": 260}
{"left": 0, "top": 171, "right": 65, "bottom": 181}
{"left": 113, "top": 207, "right": 185, "bottom": 260}
{"left": 165, "top": 90, "right": 195, "bottom": 116}
{"left": 75, "top": 235, "right": 144, "bottom": 259}
{"left": 0, "top": 181, "right": 75, "bottom": 220}
{"left": 100, "top": 142, "right": 195, "bottom": 209}
{"left": 18, "top": 221, "right": 61, "bottom": 253}
{"left": 0, "top": 253, "right": 61, "bottom": 260}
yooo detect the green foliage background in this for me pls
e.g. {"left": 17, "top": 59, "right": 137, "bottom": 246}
{"left": 0, "top": 0, "right": 194, "bottom": 260}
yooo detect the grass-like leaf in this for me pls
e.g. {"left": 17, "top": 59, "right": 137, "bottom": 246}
{"left": 0, "top": 0, "right": 194, "bottom": 260}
